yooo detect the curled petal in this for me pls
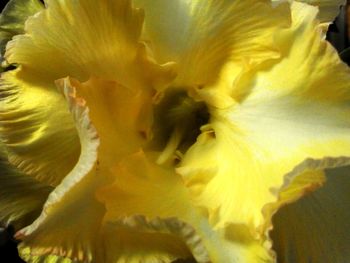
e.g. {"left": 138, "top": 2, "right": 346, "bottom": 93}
{"left": 271, "top": 166, "right": 350, "bottom": 263}
{"left": 135, "top": 0, "right": 291, "bottom": 87}
{"left": 15, "top": 76, "right": 101, "bottom": 262}
{"left": 178, "top": 1, "right": 350, "bottom": 234}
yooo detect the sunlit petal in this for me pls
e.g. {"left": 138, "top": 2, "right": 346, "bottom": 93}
{"left": 178, "top": 1, "right": 350, "bottom": 236}
{"left": 5, "top": 0, "right": 149, "bottom": 84}
{"left": 0, "top": 69, "right": 80, "bottom": 185}
{"left": 271, "top": 166, "right": 350, "bottom": 263}
{"left": 135, "top": 0, "right": 291, "bottom": 87}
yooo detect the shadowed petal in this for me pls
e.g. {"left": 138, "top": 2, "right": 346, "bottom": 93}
{"left": 271, "top": 166, "right": 350, "bottom": 263}
{"left": 0, "top": 146, "right": 52, "bottom": 230}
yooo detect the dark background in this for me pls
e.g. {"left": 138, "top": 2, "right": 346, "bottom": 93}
{"left": 1, "top": 1, "right": 350, "bottom": 263}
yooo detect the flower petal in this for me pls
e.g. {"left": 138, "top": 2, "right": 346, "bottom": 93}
{"left": 134, "top": 0, "right": 291, "bottom": 86}
{"left": 270, "top": 166, "right": 350, "bottom": 263}
{"left": 97, "top": 151, "right": 275, "bottom": 263}
{"left": 15, "top": 76, "right": 101, "bottom": 262}
{"left": 295, "top": 0, "right": 344, "bottom": 23}
{"left": 0, "top": 69, "right": 80, "bottom": 185}
{"left": 178, "top": 1, "right": 350, "bottom": 234}
{"left": 5, "top": 0, "right": 147, "bottom": 83}
{"left": 0, "top": 146, "right": 52, "bottom": 230}
{"left": 0, "top": 0, "right": 43, "bottom": 58}
{"left": 97, "top": 215, "right": 203, "bottom": 263}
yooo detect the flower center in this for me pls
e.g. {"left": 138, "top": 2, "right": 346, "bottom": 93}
{"left": 152, "top": 89, "right": 210, "bottom": 165}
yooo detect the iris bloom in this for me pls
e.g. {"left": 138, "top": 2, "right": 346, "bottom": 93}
{"left": 0, "top": 0, "right": 349, "bottom": 262}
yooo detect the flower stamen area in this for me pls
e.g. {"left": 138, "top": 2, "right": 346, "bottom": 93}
{"left": 153, "top": 89, "right": 210, "bottom": 165}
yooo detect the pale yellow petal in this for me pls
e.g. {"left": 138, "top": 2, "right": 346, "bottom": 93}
{"left": 295, "top": 0, "right": 345, "bottom": 23}
{"left": 0, "top": 69, "right": 80, "bottom": 186}
{"left": 0, "top": 0, "right": 43, "bottom": 57}
{"left": 271, "top": 166, "right": 350, "bottom": 263}
{"left": 0, "top": 146, "right": 51, "bottom": 230}
{"left": 135, "top": 0, "right": 291, "bottom": 87}
{"left": 178, "top": 1, "right": 350, "bottom": 236}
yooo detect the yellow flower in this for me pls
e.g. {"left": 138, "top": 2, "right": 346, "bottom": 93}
{"left": 0, "top": 0, "right": 350, "bottom": 262}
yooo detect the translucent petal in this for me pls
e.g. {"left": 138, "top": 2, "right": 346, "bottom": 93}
{"left": 0, "top": 69, "right": 80, "bottom": 186}
{"left": 271, "top": 167, "right": 350, "bottom": 263}
{"left": 134, "top": 0, "right": 291, "bottom": 87}
{"left": 0, "top": 0, "right": 43, "bottom": 57}
{"left": 178, "top": 2, "right": 350, "bottom": 234}
{"left": 294, "top": 0, "right": 345, "bottom": 23}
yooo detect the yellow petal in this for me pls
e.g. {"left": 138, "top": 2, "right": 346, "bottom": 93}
{"left": 5, "top": 0, "right": 148, "bottom": 84}
{"left": 0, "top": 69, "right": 80, "bottom": 186}
{"left": 97, "top": 216, "right": 202, "bottom": 263}
{"left": 271, "top": 167, "right": 350, "bottom": 263}
{"left": 0, "top": 0, "right": 43, "bottom": 57}
{"left": 97, "top": 151, "right": 276, "bottom": 263}
{"left": 0, "top": 146, "right": 51, "bottom": 230}
{"left": 135, "top": 0, "right": 291, "bottom": 86}
{"left": 178, "top": 1, "right": 350, "bottom": 234}
{"left": 16, "top": 77, "right": 102, "bottom": 262}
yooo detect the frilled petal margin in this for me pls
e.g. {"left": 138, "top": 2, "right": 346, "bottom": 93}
{"left": 0, "top": 69, "right": 80, "bottom": 186}
{"left": 0, "top": 146, "right": 52, "bottom": 230}
{"left": 271, "top": 166, "right": 350, "bottom": 263}
{"left": 134, "top": 0, "right": 291, "bottom": 88}
{"left": 0, "top": 0, "right": 43, "bottom": 58}
{"left": 15, "top": 77, "right": 101, "bottom": 262}
{"left": 17, "top": 77, "right": 277, "bottom": 263}
{"left": 177, "top": 1, "right": 350, "bottom": 238}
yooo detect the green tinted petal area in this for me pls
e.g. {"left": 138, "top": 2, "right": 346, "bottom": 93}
{"left": 0, "top": 0, "right": 43, "bottom": 58}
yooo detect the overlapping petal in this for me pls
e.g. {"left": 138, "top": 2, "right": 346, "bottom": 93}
{"left": 271, "top": 166, "right": 350, "bottom": 263}
{"left": 134, "top": 0, "right": 291, "bottom": 87}
{"left": 178, "top": 1, "right": 350, "bottom": 236}
{"left": 15, "top": 76, "right": 102, "bottom": 262}
{"left": 0, "top": 0, "right": 43, "bottom": 58}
